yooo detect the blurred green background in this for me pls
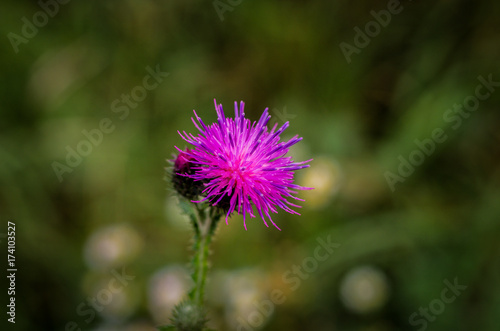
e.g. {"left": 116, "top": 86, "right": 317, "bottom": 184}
{"left": 1, "top": 0, "right": 500, "bottom": 330}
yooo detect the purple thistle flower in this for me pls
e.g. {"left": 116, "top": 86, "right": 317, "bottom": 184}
{"left": 171, "top": 148, "right": 207, "bottom": 200}
{"left": 175, "top": 99, "right": 312, "bottom": 230}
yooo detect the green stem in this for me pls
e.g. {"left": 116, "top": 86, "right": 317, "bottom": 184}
{"left": 162, "top": 201, "right": 222, "bottom": 331}
{"left": 189, "top": 205, "right": 220, "bottom": 306}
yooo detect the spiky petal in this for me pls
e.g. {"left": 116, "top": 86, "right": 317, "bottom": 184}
{"left": 176, "top": 99, "right": 312, "bottom": 230}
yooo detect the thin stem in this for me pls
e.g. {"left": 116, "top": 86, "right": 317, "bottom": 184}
{"left": 189, "top": 205, "right": 220, "bottom": 306}
{"left": 165, "top": 201, "right": 223, "bottom": 330}
{"left": 193, "top": 218, "right": 211, "bottom": 305}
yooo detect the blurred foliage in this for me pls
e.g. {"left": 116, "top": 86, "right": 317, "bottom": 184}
{"left": 1, "top": 0, "right": 500, "bottom": 330}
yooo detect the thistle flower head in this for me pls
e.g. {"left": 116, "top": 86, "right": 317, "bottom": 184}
{"left": 172, "top": 148, "right": 205, "bottom": 200}
{"left": 174, "top": 148, "right": 194, "bottom": 173}
{"left": 175, "top": 99, "right": 312, "bottom": 230}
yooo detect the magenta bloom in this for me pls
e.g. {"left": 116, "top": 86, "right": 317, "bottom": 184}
{"left": 176, "top": 100, "right": 312, "bottom": 230}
